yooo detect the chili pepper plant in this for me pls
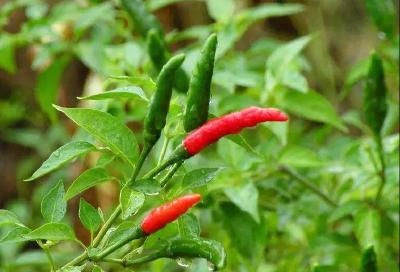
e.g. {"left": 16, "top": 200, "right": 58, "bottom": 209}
{"left": 0, "top": 0, "right": 398, "bottom": 272}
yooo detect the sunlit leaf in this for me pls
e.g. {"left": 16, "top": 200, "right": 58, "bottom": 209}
{"left": 78, "top": 86, "right": 148, "bottom": 102}
{"left": 54, "top": 106, "right": 139, "bottom": 167}
{"left": 120, "top": 186, "right": 145, "bottom": 219}
{"left": 25, "top": 141, "right": 96, "bottom": 181}
{"left": 24, "top": 223, "right": 75, "bottom": 241}
{"left": 79, "top": 199, "right": 101, "bottom": 233}
{"left": 225, "top": 183, "right": 260, "bottom": 223}
{"left": 36, "top": 56, "right": 69, "bottom": 122}
{"left": 65, "top": 168, "right": 115, "bottom": 200}
{"left": 41, "top": 180, "right": 67, "bottom": 222}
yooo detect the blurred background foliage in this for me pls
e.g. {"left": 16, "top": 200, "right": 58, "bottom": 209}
{"left": 0, "top": 0, "right": 398, "bottom": 271}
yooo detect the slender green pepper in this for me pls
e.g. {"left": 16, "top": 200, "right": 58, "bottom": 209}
{"left": 360, "top": 245, "right": 377, "bottom": 272}
{"left": 146, "top": 29, "right": 169, "bottom": 70}
{"left": 121, "top": 0, "right": 163, "bottom": 37}
{"left": 125, "top": 238, "right": 226, "bottom": 270}
{"left": 363, "top": 52, "right": 387, "bottom": 136}
{"left": 184, "top": 33, "right": 218, "bottom": 131}
{"left": 146, "top": 29, "right": 189, "bottom": 93}
{"left": 144, "top": 54, "right": 185, "bottom": 145}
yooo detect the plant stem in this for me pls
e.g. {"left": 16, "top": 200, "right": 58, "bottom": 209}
{"left": 94, "top": 227, "right": 144, "bottom": 260}
{"left": 92, "top": 206, "right": 122, "bottom": 248}
{"left": 280, "top": 166, "right": 338, "bottom": 208}
{"left": 37, "top": 240, "right": 56, "bottom": 271}
{"left": 374, "top": 135, "right": 386, "bottom": 203}
{"left": 62, "top": 145, "right": 153, "bottom": 269}
{"left": 157, "top": 136, "right": 170, "bottom": 166}
{"left": 160, "top": 161, "right": 183, "bottom": 186}
{"left": 62, "top": 251, "right": 89, "bottom": 268}
{"left": 129, "top": 144, "right": 153, "bottom": 184}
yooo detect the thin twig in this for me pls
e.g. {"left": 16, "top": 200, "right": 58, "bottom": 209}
{"left": 37, "top": 240, "right": 56, "bottom": 271}
{"left": 374, "top": 135, "right": 386, "bottom": 203}
{"left": 280, "top": 165, "right": 338, "bottom": 208}
{"left": 157, "top": 136, "right": 170, "bottom": 166}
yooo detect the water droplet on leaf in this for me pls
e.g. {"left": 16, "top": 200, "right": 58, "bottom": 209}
{"left": 176, "top": 257, "right": 191, "bottom": 268}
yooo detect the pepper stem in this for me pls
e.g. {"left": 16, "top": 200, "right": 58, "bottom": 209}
{"left": 129, "top": 143, "right": 153, "bottom": 185}
{"left": 93, "top": 227, "right": 145, "bottom": 260}
{"left": 160, "top": 161, "right": 183, "bottom": 186}
{"left": 144, "top": 145, "right": 189, "bottom": 179}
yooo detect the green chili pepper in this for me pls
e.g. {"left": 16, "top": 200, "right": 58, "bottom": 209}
{"left": 363, "top": 52, "right": 387, "bottom": 136}
{"left": 125, "top": 238, "right": 226, "bottom": 270}
{"left": 360, "top": 245, "right": 377, "bottom": 272}
{"left": 146, "top": 29, "right": 189, "bottom": 94}
{"left": 146, "top": 29, "right": 169, "bottom": 70}
{"left": 144, "top": 54, "right": 185, "bottom": 145}
{"left": 121, "top": 0, "right": 163, "bottom": 37}
{"left": 183, "top": 33, "right": 218, "bottom": 132}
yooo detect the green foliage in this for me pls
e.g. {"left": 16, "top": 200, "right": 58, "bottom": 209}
{"left": 79, "top": 199, "right": 102, "bottom": 234}
{"left": 41, "top": 180, "right": 66, "bottom": 222}
{"left": 0, "top": 0, "right": 398, "bottom": 271}
{"left": 55, "top": 106, "right": 139, "bottom": 168}
{"left": 25, "top": 141, "right": 96, "bottom": 181}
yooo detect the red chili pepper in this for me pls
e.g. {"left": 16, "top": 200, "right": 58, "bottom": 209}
{"left": 141, "top": 194, "right": 202, "bottom": 234}
{"left": 145, "top": 107, "right": 288, "bottom": 179}
{"left": 183, "top": 106, "right": 288, "bottom": 155}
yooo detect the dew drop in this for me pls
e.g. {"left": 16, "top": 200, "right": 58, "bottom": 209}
{"left": 207, "top": 261, "right": 215, "bottom": 271}
{"left": 176, "top": 257, "right": 191, "bottom": 268}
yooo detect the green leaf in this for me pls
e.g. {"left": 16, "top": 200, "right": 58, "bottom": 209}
{"left": 0, "top": 209, "right": 21, "bottom": 226}
{"left": 169, "top": 168, "right": 222, "bottom": 197}
{"left": 279, "top": 146, "right": 324, "bottom": 168}
{"left": 79, "top": 199, "right": 101, "bottom": 233}
{"left": 24, "top": 223, "right": 75, "bottom": 241}
{"left": 241, "top": 3, "right": 304, "bottom": 22}
{"left": 365, "top": 0, "right": 395, "bottom": 37}
{"left": 104, "top": 221, "right": 137, "bottom": 248}
{"left": 206, "top": 0, "right": 235, "bottom": 22}
{"left": 41, "top": 180, "right": 67, "bottom": 222}
{"left": 354, "top": 208, "right": 381, "bottom": 250}
{"left": 275, "top": 89, "right": 347, "bottom": 131}
{"left": 91, "top": 265, "right": 104, "bottom": 272}
{"left": 226, "top": 134, "right": 263, "bottom": 157}
{"left": 0, "top": 226, "right": 31, "bottom": 244}
{"left": 25, "top": 141, "right": 96, "bottom": 181}
{"left": 78, "top": 86, "right": 148, "bottom": 102}
{"left": 217, "top": 4, "right": 304, "bottom": 57}
{"left": 108, "top": 75, "right": 156, "bottom": 92}
{"left": 74, "top": 3, "right": 114, "bottom": 37}
{"left": 147, "top": 0, "right": 189, "bottom": 11}
{"left": 263, "top": 121, "right": 288, "bottom": 146}
{"left": 54, "top": 106, "right": 139, "bottom": 167}
{"left": 36, "top": 56, "right": 69, "bottom": 122}
{"left": 0, "top": 35, "right": 16, "bottom": 73}
{"left": 343, "top": 58, "right": 369, "bottom": 92}
{"left": 120, "top": 186, "right": 145, "bottom": 219}
{"left": 132, "top": 178, "right": 162, "bottom": 195}
{"left": 224, "top": 182, "right": 260, "bottom": 223}
{"left": 65, "top": 168, "right": 115, "bottom": 200}
{"left": 178, "top": 213, "right": 200, "bottom": 238}
{"left": 220, "top": 203, "right": 266, "bottom": 264}
{"left": 267, "top": 36, "right": 311, "bottom": 78}
{"left": 281, "top": 70, "right": 309, "bottom": 93}
{"left": 328, "top": 200, "right": 365, "bottom": 223}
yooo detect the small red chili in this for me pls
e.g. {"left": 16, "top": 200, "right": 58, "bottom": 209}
{"left": 183, "top": 106, "right": 288, "bottom": 155}
{"left": 141, "top": 194, "right": 202, "bottom": 234}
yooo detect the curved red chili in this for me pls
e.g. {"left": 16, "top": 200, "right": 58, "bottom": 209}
{"left": 141, "top": 194, "right": 202, "bottom": 234}
{"left": 183, "top": 107, "right": 288, "bottom": 155}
